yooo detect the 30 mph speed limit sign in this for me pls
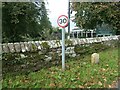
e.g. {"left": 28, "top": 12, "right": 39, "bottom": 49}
{"left": 57, "top": 15, "right": 68, "bottom": 28}
{"left": 57, "top": 15, "right": 68, "bottom": 71}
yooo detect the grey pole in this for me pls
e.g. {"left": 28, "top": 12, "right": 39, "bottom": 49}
{"left": 62, "top": 28, "right": 65, "bottom": 71}
{"left": 68, "top": 0, "right": 70, "bottom": 39}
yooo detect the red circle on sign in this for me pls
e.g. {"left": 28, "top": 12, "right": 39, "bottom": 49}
{"left": 57, "top": 15, "right": 68, "bottom": 28}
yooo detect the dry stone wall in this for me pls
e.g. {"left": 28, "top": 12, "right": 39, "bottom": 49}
{"left": 2, "top": 35, "right": 120, "bottom": 74}
{"left": 1, "top": 35, "right": 119, "bottom": 54}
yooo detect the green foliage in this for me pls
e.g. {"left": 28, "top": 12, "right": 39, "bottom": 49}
{"left": 72, "top": 2, "right": 120, "bottom": 34}
{"left": 2, "top": 2, "right": 52, "bottom": 42}
{"left": 74, "top": 42, "right": 111, "bottom": 55}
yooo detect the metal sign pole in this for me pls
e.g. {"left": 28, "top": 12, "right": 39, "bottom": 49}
{"left": 62, "top": 28, "right": 65, "bottom": 71}
{"left": 57, "top": 15, "right": 68, "bottom": 71}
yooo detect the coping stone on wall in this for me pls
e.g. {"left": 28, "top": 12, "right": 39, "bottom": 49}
{"left": 109, "top": 36, "right": 113, "bottom": 40}
{"left": 86, "top": 38, "right": 90, "bottom": 43}
{"left": 24, "top": 42, "right": 30, "bottom": 51}
{"left": 49, "top": 40, "right": 54, "bottom": 48}
{"left": 27, "top": 41, "right": 33, "bottom": 51}
{"left": 52, "top": 40, "right": 58, "bottom": 48}
{"left": 56, "top": 40, "right": 61, "bottom": 47}
{"left": 14, "top": 42, "right": 21, "bottom": 53}
{"left": 2, "top": 44, "right": 9, "bottom": 53}
{"left": 77, "top": 39, "right": 82, "bottom": 45}
{"left": 84, "top": 38, "right": 88, "bottom": 43}
{"left": 83, "top": 38, "right": 87, "bottom": 44}
{"left": 102, "top": 37, "right": 105, "bottom": 41}
{"left": 74, "top": 39, "right": 78, "bottom": 45}
{"left": 35, "top": 41, "right": 41, "bottom": 50}
{"left": 76, "top": 39, "right": 80, "bottom": 45}
{"left": 20, "top": 42, "right": 26, "bottom": 52}
{"left": 8, "top": 43, "right": 15, "bottom": 53}
{"left": 38, "top": 41, "right": 43, "bottom": 49}
{"left": 91, "top": 38, "right": 94, "bottom": 43}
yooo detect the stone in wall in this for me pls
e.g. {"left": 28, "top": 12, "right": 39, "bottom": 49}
{"left": 103, "top": 37, "right": 107, "bottom": 41}
{"left": 84, "top": 38, "right": 88, "bottom": 44}
{"left": 27, "top": 41, "right": 36, "bottom": 51}
{"left": 2, "top": 44, "right": 9, "bottom": 53}
{"left": 82, "top": 38, "right": 86, "bottom": 44}
{"left": 20, "top": 42, "right": 26, "bottom": 52}
{"left": 71, "top": 53, "right": 76, "bottom": 57}
{"left": 100, "top": 37, "right": 104, "bottom": 42}
{"left": 108, "top": 36, "right": 112, "bottom": 41}
{"left": 99, "top": 37, "right": 102, "bottom": 42}
{"left": 76, "top": 39, "right": 79, "bottom": 45}
{"left": 14, "top": 43, "right": 21, "bottom": 52}
{"left": 90, "top": 38, "right": 94, "bottom": 43}
{"left": 113, "top": 36, "right": 118, "bottom": 40}
{"left": 38, "top": 41, "right": 43, "bottom": 49}
{"left": 96, "top": 37, "right": 101, "bottom": 42}
{"left": 89, "top": 38, "right": 94, "bottom": 43}
{"left": 35, "top": 41, "right": 41, "bottom": 50}
{"left": 55, "top": 40, "right": 61, "bottom": 47}
{"left": 94, "top": 38, "right": 98, "bottom": 42}
{"left": 53, "top": 40, "right": 58, "bottom": 48}
{"left": 80, "top": 39, "right": 85, "bottom": 44}
{"left": 59, "top": 40, "right": 62, "bottom": 46}
{"left": 48, "top": 41, "right": 55, "bottom": 48}
{"left": 44, "top": 55, "right": 52, "bottom": 62}
{"left": 77, "top": 39, "right": 81, "bottom": 45}
{"left": 86, "top": 38, "right": 91, "bottom": 43}
{"left": 72, "top": 39, "right": 77, "bottom": 45}
{"left": 8, "top": 43, "right": 15, "bottom": 53}
{"left": 24, "top": 42, "right": 30, "bottom": 52}
{"left": 66, "top": 47, "right": 75, "bottom": 54}
{"left": 47, "top": 41, "right": 53, "bottom": 48}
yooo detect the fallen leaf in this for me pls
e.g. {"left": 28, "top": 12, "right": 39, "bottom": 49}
{"left": 79, "top": 85, "right": 84, "bottom": 88}
{"left": 103, "top": 78, "right": 107, "bottom": 82}
{"left": 49, "top": 83, "right": 55, "bottom": 87}
{"left": 102, "top": 68, "right": 106, "bottom": 71}
{"left": 108, "top": 85, "right": 112, "bottom": 88}
{"left": 106, "top": 64, "right": 109, "bottom": 66}
{"left": 98, "top": 81, "right": 102, "bottom": 86}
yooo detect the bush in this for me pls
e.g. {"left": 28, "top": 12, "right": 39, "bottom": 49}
{"left": 74, "top": 42, "right": 111, "bottom": 55}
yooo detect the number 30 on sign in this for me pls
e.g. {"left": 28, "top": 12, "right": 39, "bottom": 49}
{"left": 57, "top": 15, "right": 68, "bottom": 28}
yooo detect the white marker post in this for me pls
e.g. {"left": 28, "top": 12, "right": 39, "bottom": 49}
{"left": 57, "top": 15, "right": 68, "bottom": 71}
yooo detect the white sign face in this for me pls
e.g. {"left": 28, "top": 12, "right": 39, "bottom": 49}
{"left": 57, "top": 15, "right": 68, "bottom": 28}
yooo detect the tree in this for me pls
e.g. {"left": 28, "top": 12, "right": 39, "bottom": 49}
{"left": 72, "top": 2, "right": 120, "bottom": 34}
{"left": 2, "top": 1, "right": 52, "bottom": 42}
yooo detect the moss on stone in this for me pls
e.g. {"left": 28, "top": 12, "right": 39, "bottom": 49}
{"left": 65, "top": 40, "right": 73, "bottom": 46}
{"left": 41, "top": 42, "right": 50, "bottom": 54}
{"left": 31, "top": 43, "right": 37, "bottom": 51}
{"left": 41, "top": 42, "right": 50, "bottom": 49}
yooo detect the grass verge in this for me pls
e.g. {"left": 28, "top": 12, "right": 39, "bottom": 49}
{"left": 3, "top": 48, "right": 118, "bottom": 88}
